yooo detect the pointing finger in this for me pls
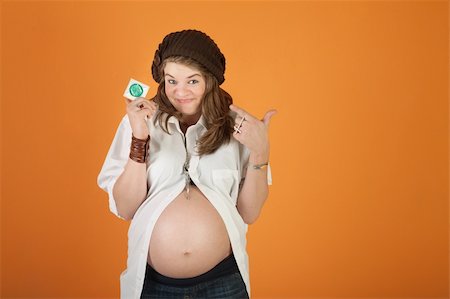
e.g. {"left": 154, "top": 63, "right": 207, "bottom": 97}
{"left": 229, "top": 104, "right": 257, "bottom": 122}
{"left": 229, "top": 104, "right": 247, "bottom": 116}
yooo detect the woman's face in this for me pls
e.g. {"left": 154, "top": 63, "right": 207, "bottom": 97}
{"left": 164, "top": 61, "right": 206, "bottom": 123}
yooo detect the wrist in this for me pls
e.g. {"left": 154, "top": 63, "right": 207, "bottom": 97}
{"left": 129, "top": 134, "right": 150, "bottom": 163}
{"left": 248, "top": 162, "right": 269, "bottom": 170}
{"left": 249, "top": 151, "right": 269, "bottom": 164}
{"left": 133, "top": 131, "right": 150, "bottom": 140}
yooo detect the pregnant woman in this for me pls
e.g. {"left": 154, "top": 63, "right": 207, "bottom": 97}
{"left": 98, "top": 29, "right": 276, "bottom": 299}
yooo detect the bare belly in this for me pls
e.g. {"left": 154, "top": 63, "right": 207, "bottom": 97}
{"left": 148, "top": 186, "right": 231, "bottom": 278}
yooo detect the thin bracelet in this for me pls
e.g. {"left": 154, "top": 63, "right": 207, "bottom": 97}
{"left": 248, "top": 162, "right": 269, "bottom": 170}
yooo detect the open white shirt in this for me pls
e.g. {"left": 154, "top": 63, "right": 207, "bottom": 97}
{"left": 97, "top": 113, "right": 271, "bottom": 298}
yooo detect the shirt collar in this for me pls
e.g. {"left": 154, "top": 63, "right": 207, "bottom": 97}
{"left": 167, "top": 114, "right": 207, "bottom": 130}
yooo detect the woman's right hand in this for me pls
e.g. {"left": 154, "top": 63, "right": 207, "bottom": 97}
{"left": 125, "top": 97, "right": 158, "bottom": 139}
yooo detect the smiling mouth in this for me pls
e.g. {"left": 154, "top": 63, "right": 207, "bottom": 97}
{"left": 176, "top": 99, "right": 193, "bottom": 104}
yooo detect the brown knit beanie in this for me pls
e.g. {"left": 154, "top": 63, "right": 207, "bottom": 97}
{"left": 151, "top": 29, "right": 226, "bottom": 85}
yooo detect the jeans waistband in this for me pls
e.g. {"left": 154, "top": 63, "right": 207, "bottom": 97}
{"left": 146, "top": 253, "right": 239, "bottom": 287}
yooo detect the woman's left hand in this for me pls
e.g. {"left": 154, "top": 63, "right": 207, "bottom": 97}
{"left": 229, "top": 104, "right": 277, "bottom": 161}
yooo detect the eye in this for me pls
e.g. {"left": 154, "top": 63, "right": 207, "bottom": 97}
{"left": 188, "top": 80, "right": 199, "bottom": 84}
{"left": 167, "top": 79, "right": 176, "bottom": 84}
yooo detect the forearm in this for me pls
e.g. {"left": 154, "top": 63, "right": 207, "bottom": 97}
{"left": 112, "top": 159, "right": 148, "bottom": 220}
{"left": 237, "top": 153, "right": 269, "bottom": 224}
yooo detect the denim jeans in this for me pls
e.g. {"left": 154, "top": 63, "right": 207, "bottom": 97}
{"left": 140, "top": 271, "right": 249, "bottom": 299}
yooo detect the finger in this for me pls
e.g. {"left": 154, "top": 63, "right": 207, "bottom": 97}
{"left": 130, "top": 97, "right": 150, "bottom": 105}
{"left": 232, "top": 130, "right": 243, "bottom": 143}
{"left": 139, "top": 106, "right": 155, "bottom": 117}
{"left": 147, "top": 105, "right": 158, "bottom": 117}
{"left": 149, "top": 100, "right": 158, "bottom": 108}
{"left": 262, "top": 109, "right": 277, "bottom": 127}
{"left": 138, "top": 108, "right": 154, "bottom": 120}
{"left": 229, "top": 104, "right": 257, "bottom": 122}
{"left": 134, "top": 99, "right": 154, "bottom": 111}
{"left": 148, "top": 100, "right": 159, "bottom": 110}
{"left": 127, "top": 99, "right": 141, "bottom": 109}
{"left": 128, "top": 103, "right": 148, "bottom": 114}
{"left": 234, "top": 115, "right": 246, "bottom": 128}
{"left": 134, "top": 96, "right": 149, "bottom": 101}
{"left": 137, "top": 99, "right": 158, "bottom": 110}
{"left": 229, "top": 104, "right": 246, "bottom": 115}
{"left": 234, "top": 119, "right": 251, "bottom": 136}
{"left": 133, "top": 97, "right": 149, "bottom": 104}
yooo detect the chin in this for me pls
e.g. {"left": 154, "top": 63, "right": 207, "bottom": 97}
{"left": 176, "top": 106, "right": 199, "bottom": 115}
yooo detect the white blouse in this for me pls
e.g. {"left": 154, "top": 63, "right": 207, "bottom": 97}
{"left": 97, "top": 113, "right": 271, "bottom": 298}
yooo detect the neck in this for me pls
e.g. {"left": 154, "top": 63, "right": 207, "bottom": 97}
{"left": 181, "top": 113, "right": 201, "bottom": 127}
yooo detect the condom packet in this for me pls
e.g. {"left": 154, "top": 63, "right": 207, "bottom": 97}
{"left": 123, "top": 78, "right": 150, "bottom": 100}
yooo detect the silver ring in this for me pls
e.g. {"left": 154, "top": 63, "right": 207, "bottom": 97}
{"left": 234, "top": 115, "right": 246, "bottom": 132}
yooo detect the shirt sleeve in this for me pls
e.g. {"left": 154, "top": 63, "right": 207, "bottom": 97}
{"left": 239, "top": 144, "right": 272, "bottom": 186}
{"left": 97, "top": 115, "right": 132, "bottom": 219}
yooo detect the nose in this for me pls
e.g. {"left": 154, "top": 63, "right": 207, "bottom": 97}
{"left": 174, "top": 83, "right": 190, "bottom": 98}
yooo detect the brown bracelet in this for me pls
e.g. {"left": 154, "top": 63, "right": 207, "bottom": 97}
{"left": 129, "top": 135, "right": 150, "bottom": 163}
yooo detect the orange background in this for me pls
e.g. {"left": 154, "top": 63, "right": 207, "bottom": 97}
{"left": 1, "top": 1, "right": 449, "bottom": 298}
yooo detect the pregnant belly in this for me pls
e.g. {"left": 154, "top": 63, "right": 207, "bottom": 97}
{"left": 148, "top": 186, "right": 232, "bottom": 278}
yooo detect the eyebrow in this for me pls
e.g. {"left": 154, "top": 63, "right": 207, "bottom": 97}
{"left": 165, "top": 73, "right": 201, "bottom": 79}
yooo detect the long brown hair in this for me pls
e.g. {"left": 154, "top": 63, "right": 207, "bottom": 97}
{"left": 151, "top": 56, "right": 234, "bottom": 156}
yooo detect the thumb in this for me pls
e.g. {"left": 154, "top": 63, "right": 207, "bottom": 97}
{"left": 262, "top": 109, "right": 277, "bottom": 126}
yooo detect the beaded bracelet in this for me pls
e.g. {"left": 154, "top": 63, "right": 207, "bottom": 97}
{"left": 129, "top": 135, "right": 150, "bottom": 163}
